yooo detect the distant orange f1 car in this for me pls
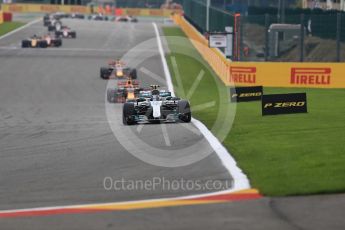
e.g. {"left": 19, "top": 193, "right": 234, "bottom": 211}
{"left": 22, "top": 34, "right": 62, "bottom": 48}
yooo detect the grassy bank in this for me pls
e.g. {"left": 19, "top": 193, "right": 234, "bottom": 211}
{"left": 163, "top": 27, "right": 345, "bottom": 196}
{"left": 0, "top": 22, "right": 25, "bottom": 37}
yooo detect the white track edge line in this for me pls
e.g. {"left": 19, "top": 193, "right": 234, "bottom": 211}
{"left": 152, "top": 23, "right": 175, "bottom": 97}
{"left": 152, "top": 22, "right": 250, "bottom": 191}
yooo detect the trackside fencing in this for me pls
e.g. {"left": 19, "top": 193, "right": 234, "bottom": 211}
{"left": 180, "top": 0, "right": 345, "bottom": 62}
{"left": 173, "top": 14, "right": 345, "bottom": 89}
{"left": 173, "top": 14, "right": 230, "bottom": 85}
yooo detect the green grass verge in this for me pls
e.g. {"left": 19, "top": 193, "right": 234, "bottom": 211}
{"left": 163, "top": 26, "right": 345, "bottom": 196}
{"left": 0, "top": 22, "right": 25, "bottom": 37}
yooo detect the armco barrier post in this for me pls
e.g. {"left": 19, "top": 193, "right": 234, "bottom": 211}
{"left": 265, "top": 14, "right": 269, "bottom": 61}
{"left": 239, "top": 14, "right": 244, "bottom": 61}
{"left": 206, "top": 0, "right": 210, "bottom": 32}
{"left": 336, "top": 13, "right": 341, "bottom": 62}
{"left": 300, "top": 14, "right": 305, "bottom": 62}
{"left": 233, "top": 13, "right": 241, "bottom": 61}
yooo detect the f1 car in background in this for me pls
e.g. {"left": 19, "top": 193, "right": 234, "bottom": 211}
{"left": 107, "top": 79, "right": 141, "bottom": 103}
{"left": 44, "top": 17, "right": 60, "bottom": 28}
{"left": 51, "top": 12, "right": 70, "bottom": 19}
{"left": 47, "top": 20, "right": 63, "bottom": 32}
{"left": 43, "top": 12, "right": 68, "bottom": 27}
{"left": 100, "top": 60, "right": 137, "bottom": 79}
{"left": 46, "top": 20, "right": 77, "bottom": 38}
{"left": 55, "top": 26, "right": 77, "bottom": 38}
{"left": 115, "top": 15, "right": 138, "bottom": 22}
{"left": 88, "top": 14, "right": 109, "bottom": 21}
{"left": 43, "top": 14, "right": 56, "bottom": 26}
{"left": 70, "top": 13, "right": 85, "bottom": 19}
{"left": 22, "top": 35, "right": 62, "bottom": 48}
{"left": 122, "top": 85, "right": 191, "bottom": 125}
{"left": 44, "top": 12, "right": 84, "bottom": 21}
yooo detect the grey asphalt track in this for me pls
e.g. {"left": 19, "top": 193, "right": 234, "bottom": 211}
{"left": 0, "top": 18, "right": 344, "bottom": 230}
{"left": 0, "top": 19, "right": 232, "bottom": 208}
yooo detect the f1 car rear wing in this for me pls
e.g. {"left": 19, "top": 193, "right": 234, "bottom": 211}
{"left": 117, "top": 80, "right": 140, "bottom": 87}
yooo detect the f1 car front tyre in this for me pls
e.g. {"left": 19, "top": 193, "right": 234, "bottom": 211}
{"left": 71, "top": 32, "right": 77, "bottom": 38}
{"left": 107, "top": 89, "right": 116, "bottom": 103}
{"left": 43, "top": 20, "right": 50, "bottom": 27}
{"left": 21, "top": 40, "right": 30, "bottom": 48}
{"left": 178, "top": 100, "right": 191, "bottom": 123}
{"left": 55, "top": 31, "right": 62, "bottom": 37}
{"left": 123, "top": 103, "right": 136, "bottom": 125}
{"left": 100, "top": 67, "right": 111, "bottom": 79}
{"left": 48, "top": 25, "right": 55, "bottom": 31}
{"left": 129, "top": 69, "right": 137, "bottom": 79}
{"left": 54, "top": 39, "right": 62, "bottom": 47}
{"left": 39, "top": 41, "right": 48, "bottom": 48}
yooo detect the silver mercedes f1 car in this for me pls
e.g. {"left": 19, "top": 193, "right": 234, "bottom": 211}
{"left": 122, "top": 85, "right": 191, "bottom": 125}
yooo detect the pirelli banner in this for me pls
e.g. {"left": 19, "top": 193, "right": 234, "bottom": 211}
{"left": 228, "top": 62, "right": 345, "bottom": 89}
{"left": 1, "top": 4, "right": 91, "bottom": 14}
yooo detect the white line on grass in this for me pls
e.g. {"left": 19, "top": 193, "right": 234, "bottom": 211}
{"left": 152, "top": 22, "right": 250, "bottom": 191}
{"left": 186, "top": 69, "right": 204, "bottom": 99}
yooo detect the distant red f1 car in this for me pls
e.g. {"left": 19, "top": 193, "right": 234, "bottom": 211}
{"left": 55, "top": 26, "right": 77, "bottom": 38}
{"left": 100, "top": 59, "right": 137, "bottom": 79}
{"left": 107, "top": 79, "right": 141, "bottom": 103}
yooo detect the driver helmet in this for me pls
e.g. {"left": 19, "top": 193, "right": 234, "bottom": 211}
{"left": 151, "top": 89, "right": 160, "bottom": 101}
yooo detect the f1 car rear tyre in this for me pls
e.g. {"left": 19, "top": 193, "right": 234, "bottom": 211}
{"left": 21, "top": 40, "right": 30, "bottom": 48}
{"left": 123, "top": 103, "right": 136, "bottom": 125}
{"left": 39, "top": 41, "right": 48, "bottom": 48}
{"left": 130, "top": 69, "right": 137, "bottom": 79}
{"left": 48, "top": 25, "right": 55, "bottom": 31}
{"left": 107, "top": 89, "right": 116, "bottom": 103}
{"left": 55, "top": 31, "right": 62, "bottom": 37}
{"left": 178, "top": 100, "right": 191, "bottom": 123}
{"left": 71, "top": 32, "right": 77, "bottom": 38}
{"left": 55, "top": 39, "right": 62, "bottom": 47}
{"left": 100, "top": 67, "right": 111, "bottom": 79}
